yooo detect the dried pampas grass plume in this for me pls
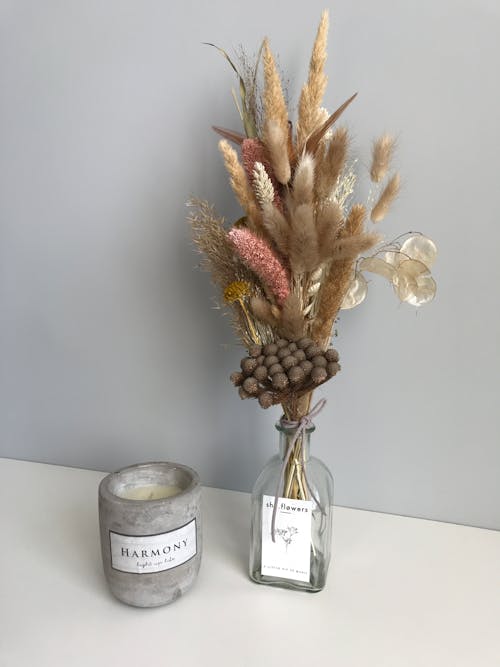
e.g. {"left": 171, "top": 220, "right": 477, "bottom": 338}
{"left": 262, "top": 202, "right": 290, "bottom": 256}
{"left": 262, "top": 38, "right": 288, "bottom": 134}
{"left": 279, "top": 293, "right": 306, "bottom": 340}
{"left": 289, "top": 203, "right": 319, "bottom": 273}
{"left": 250, "top": 295, "right": 279, "bottom": 327}
{"left": 218, "top": 140, "right": 262, "bottom": 230}
{"left": 371, "top": 173, "right": 401, "bottom": 222}
{"left": 297, "top": 10, "right": 329, "bottom": 149}
{"left": 292, "top": 154, "right": 315, "bottom": 206}
{"left": 315, "top": 127, "right": 349, "bottom": 201}
{"left": 330, "top": 232, "right": 381, "bottom": 261}
{"left": 263, "top": 119, "right": 291, "bottom": 184}
{"left": 370, "top": 134, "right": 396, "bottom": 183}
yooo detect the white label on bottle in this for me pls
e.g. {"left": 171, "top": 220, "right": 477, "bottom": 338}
{"left": 109, "top": 518, "right": 197, "bottom": 574}
{"left": 261, "top": 495, "right": 312, "bottom": 582}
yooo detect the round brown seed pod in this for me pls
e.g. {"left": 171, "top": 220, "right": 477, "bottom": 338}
{"left": 268, "top": 363, "right": 284, "bottom": 376}
{"left": 325, "top": 348, "right": 340, "bottom": 362}
{"left": 272, "top": 372, "right": 289, "bottom": 390}
{"left": 293, "top": 349, "right": 306, "bottom": 362}
{"left": 263, "top": 343, "right": 278, "bottom": 356}
{"left": 276, "top": 338, "right": 289, "bottom": 348}
{"left": 287, "top": 365, "right": 305, "bottom": 385}
{"left": 256, "top": 355, "right": 265, "bottom": 365}
{"left": 300, "top": 360, "right": 313, "bottom": 375}
{"left": 311, "top": 367, "right": 328, "bottom": 384}
{"left": 230, "top": 371, "right": 244, "bottom": 386}
{"left": 281, "top": 355, "right": 296, "bottom": 371}
{"left": 277, "top": 347, "right": 291, "bottom": 360}
{"left": 238, "top": 386, "right": 250, "bottom": 399}
{"left": 253, "top": 365, "right": 269, "bottom": 382}
{"left": 327, "top": 362, "right": 340, "bottom": 376}
{"left": 297, "top": 337, "right": 313, "bottom": 350}
{"left": 264, "top": 355, "right": 279, "bottom": 368}
{"left": 243, "top": 377, "right": 259, "bottom": 394}
{"left": 288, "top": 342, "right": 297, "bottom": 352}
{"left": 248, "top": 344, "right": 262, "bottom": 358}
{"left": 305, "top": 344, "right": 322, "bottom": 359}
{"left": 312, "top": 355, "right": 327, "bottom": 368}
{"left": 258, "top": 391, "right": 274, "bottom": 409}
{"left": 241, "top": 357, "right": 258, "bottom": 375}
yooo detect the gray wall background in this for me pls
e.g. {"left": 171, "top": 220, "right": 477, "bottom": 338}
{"left": 1, "top": 0, "right": 498, "bottom": 529}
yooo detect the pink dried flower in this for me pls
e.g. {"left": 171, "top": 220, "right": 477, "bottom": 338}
{"left": 241, "top": 139, "right": 283, "bottom": 212}
{"left": 228, "top": 228, "right": 290, "bottom": 305}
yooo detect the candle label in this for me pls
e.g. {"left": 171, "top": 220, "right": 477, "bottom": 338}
{"left": 261, "top": 495, "right": 312, "bottom": 582}
{"left": 109, "top": 518, "right": 197, "bottom": 574}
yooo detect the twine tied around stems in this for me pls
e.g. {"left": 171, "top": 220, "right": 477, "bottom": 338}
{"left": 271, "top": 398, "right": 327, "bottom": 542}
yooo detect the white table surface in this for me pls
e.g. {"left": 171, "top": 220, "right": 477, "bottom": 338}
{"left": 0, "top": 457, "right": 499, "bottom": 667}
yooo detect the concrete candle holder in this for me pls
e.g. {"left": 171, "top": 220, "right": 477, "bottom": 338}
{"left": 99, "top": 461, "right": 201, "bottom": 607}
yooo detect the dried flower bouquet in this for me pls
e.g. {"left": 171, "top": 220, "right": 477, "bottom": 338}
{"left": 189, "top": 11, "right": 437, "bottom": 502}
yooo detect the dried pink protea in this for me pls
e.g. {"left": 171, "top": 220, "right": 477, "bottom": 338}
{"left": 228, "top": 227, "right": 290, "bottom": 305}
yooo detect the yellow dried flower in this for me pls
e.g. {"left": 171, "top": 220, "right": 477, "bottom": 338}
{"left": 224, "top": 280, "right": 252, "bottom": 303}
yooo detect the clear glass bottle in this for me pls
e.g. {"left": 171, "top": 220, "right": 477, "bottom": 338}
{"left": 249, "top": 420, "right": 334, "bottom": 591}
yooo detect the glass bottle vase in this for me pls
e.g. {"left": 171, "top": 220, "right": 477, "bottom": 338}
{"left": 249, "top": 420, "right": 334, "bottom": 591}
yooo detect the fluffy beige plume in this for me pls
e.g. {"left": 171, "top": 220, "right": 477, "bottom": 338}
{"left": 250, "top": 295, "right": 279, "bottom": 327}
{"left": 262, "top": 202, "right": 290, "bottom": 256}
{"left": 263, "top": 119, "right": 291, "bottom": 184}
{"left": 371, "top": 173, "right": 401, "bottom": 222}
{"left": 218, "top": 139, "right": 262, "bottom": 230}
{"left": 292, "top": 154, "right": 315, "bottom": 205}
{"left": 312, "top": 203, "right": 368, "bottom": 344}
{"left": 370, "top": 134, "right": 396, "bottom": 183}
{"left": 296, "top": 10, "right": 329, "bottom": 149}
{"left": 316, "top": 200, "right": 344, "bottom": 259}
{"left": 262, "top": 39, "right": 288, "bottom": 133}
{"left": 344, "top": 202, "right": 367, "bottom": 236}
{"left": 330, "top": 232, "right": 381, "bottom": 261}
{"left": 289, "top": 204, "right": 319, "bottom": 273}
{"left": 279, "top": 293, "right": 306, "bottom": 340}
{"left": 252, "top": 162, "right": 275, "bottom": 206}
{"left": 315, "top": 127, "right": 349, "bottom": 201}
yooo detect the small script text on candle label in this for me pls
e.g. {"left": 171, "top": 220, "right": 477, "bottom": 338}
{"left": 261, "top": 495, "right": 312, "bottom": 582}
{"left": 110, "top": 518, "right": 196, "bottom": 574}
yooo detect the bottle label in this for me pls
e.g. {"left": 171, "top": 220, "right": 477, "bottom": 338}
{"left": 109, "top": 518, "right": 197, "bottom": 574}
{"left": 261, "top": 495, "right": 312, "bottom": 582}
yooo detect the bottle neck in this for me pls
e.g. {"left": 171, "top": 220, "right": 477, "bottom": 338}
{"left": 276, "top": 422, "right": 314, "bottom": 462}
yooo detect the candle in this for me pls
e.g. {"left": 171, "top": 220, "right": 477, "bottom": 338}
{"left": 98, "top": 462, "right": 201, "bottom": 607}
{"left": 117, "top": 484, "right": 182, "bottom": 501}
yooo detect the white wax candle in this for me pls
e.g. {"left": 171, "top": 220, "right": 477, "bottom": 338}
{"left": 119, "top": 484, "right": 182, "bottom": 501}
